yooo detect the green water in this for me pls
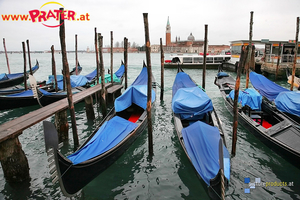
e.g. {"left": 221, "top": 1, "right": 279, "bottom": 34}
{"left": 0, "top": 53, "right": 299, "bottom": 199}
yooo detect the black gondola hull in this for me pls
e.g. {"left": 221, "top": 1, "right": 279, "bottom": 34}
{"left": 56, "top": 116, "right": 147, "bottom": 195}
{"left": 173, "top": 112, "right": 228, "bottom": 200}
{"left": 215, "top": 74, "right": 300, "bottom": 169}
{"left": 0, "top": 96, "right": 38, "bottom": 110}
{"left": 0, "top": 60, "right": 39, "bottom": 89}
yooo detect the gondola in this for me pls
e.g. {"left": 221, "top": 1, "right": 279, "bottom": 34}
{"left": 89, "top": 61, "right": 125, "bottom": 86}
{"left": 214, "top": 70, "right": 300, "bottom": 168}
{"left": 0, "top": 60, "right": 39, "bottom": 89}
{"left": 43, "top": 62, "right": 156, "bottom": 197}
{"left": 250, "top": 71, "right": 300, "bottom": 125}
{"left": 0, "top": 85, "right": 26, "bottom": 95}
{"left": 286, "top": 67, "right": 300, "bottom": 90}
{"left": 70, "top": 63, "right": 83, "bottom": 75}
{"left": 0, "top": 69, "right": 97, "bottom": 110}
{"left": 172, "top": 66, "right": 230, "bottom": 200}
{"left": 0, "top": 86, "right": 85, "bottom": 110}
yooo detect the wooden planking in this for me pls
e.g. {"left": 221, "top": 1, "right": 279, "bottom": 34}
{"left": 107, "top": 84, "right": 123, "bottom": 94}
{"left": 0, "top": 83, "right": 112, "bottom": 143}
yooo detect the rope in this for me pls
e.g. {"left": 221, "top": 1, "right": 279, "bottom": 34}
{"left": 220, "top": 169, "right": 225, "bottom": 200}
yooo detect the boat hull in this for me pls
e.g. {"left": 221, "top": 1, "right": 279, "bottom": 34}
{"left": 0, "top": 95, "right": 38, "bottom": 110}
{"left": 54, "top": 109, "right": 148, "bottom": 196}
{"left": 215, "top": 75, "right": 300, "bottom": 168}
{"left": 173, "top": 111, "right": 228, "bottom": 200}
{"left": 0, "top": 61, "right": 39, "bottom": 89}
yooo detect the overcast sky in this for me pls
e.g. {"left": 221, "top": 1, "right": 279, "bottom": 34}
{"left": 0, "top": 0, "right": 300, "bottom": 51}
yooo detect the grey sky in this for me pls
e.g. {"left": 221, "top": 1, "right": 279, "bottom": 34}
{"left": 0, "top": 0, "right": 299, "bottom": 51}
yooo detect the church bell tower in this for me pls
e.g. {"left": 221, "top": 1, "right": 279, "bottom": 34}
{"left": 166, "top": 16, "right": 171, "bottom": 46}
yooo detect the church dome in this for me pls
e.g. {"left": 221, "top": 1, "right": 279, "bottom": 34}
{"left": 187, "top": 33, "right": 195, "bottom": 41}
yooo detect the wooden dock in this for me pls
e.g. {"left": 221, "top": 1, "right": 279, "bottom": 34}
{"left": 0, "top": 82, "right": 125, "bottom": 183}
{"left": 0, "top": 83, "right": 112, "bottom": 143}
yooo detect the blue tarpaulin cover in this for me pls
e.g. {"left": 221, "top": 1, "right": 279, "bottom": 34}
{"left": 84, "top": 69, "right": 97, "bottom": 81}
{"left": 56, "top": 75, "right": 89, "bottom": 90}
{"left": 182, "top": 121, "right": 230, "bottom": 185}
{"left": 115, "top": 64, "right": 125, "bottom": 79}
{"left": 217, "top": 72, "right": 229, "bottom": 77}
{"left": 67, "top": 116, "right": 138, "bottom": 165}
{"left": 46, "top": 75, "right": 63, "bottom": 84}
{"left": 172, "top": 72, "right": 213, "bottom": 120}
{"left": 228, "top": 88, "right": 262, "bottom": 110}
{"left": 172, "top": 72, "right": 197, "bottom": 97}
{"left": 0, "top": 65, "right": 39, "bottom": 82}
{"left": 250, "top": 71, "right": 289, "bottom": 101}
{"left": 131, "top": 66, "right": 149, "bottom": 86}
{"left": 0, "top": 73, "right": 8, "bottom": 81}
{"left": 115, "top": 85, "right": 155, "bottom": 112}
{"left": 275, "top": 91, "right": 300, "bottom": 117}
{"left": 4, "top": 88, "right": 78, "bottom": 97}
{"left": 115, "top": 66, "right": 155, "bottom": 112}
{"left": 5, "top": 89, "right": 34, "bottom": 97}
{"left": 47, "top": 69, "right": 97, "bottom": 85}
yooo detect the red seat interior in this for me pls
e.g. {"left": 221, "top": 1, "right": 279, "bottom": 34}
{"left": 128, "top": 113, "right": 141, "bottom": 123}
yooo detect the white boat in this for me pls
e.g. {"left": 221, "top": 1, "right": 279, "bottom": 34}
{"left": 164, "top": 54, "right": 231, "bottom": 69}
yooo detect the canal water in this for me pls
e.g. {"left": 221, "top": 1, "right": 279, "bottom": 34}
{"left": 0, "top": 52, "right": 299, "bottom": 199}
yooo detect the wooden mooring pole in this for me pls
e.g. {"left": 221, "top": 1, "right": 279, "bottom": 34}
{"left": 202, "top": 24, "right": 208, "bottom": 90}
{"left": 95, "top": 28, "right": 100, "bottom": 85}
{"left": 110, "top": 31, "right": 113, "bottom": 84}
{"left": 124, "top": 37, "right": 128, "bottom": 90}
{"left": 59, "top": 7, "right": 79, "bottom": 147}
{"left": 275, "top": 42, "right": 282, "bottom": 80}
{"left": 98, "top": 33, "right": 107, "bottom": 117}
{"left": 51, "top": 45, "right": 58, "bottom": 92}
{"left": 245, "top": 11, "right": 253, "bottom": 89}
{"left": 22, "top": 42, "right": 28, "bottom": 91}
{"left": 231, "top": 45, "right": 246, "bottom": 156}
{"left": 290, "top": 17, "right": 299, "bottom": 91}
{"left": 55, "top": 110, "right": 69, "bottom": 141}
{"left": 143, "top": 13, "right": 153, "bottom": 156}
{"left": 160, "top": 38, "right": 164, "bottom": 101}
{"left": 0, "top": 137, "right": 30, "bottom": 182}
{"left": 3, "top": 38, "right": 11, "bottom": 74}
{"left": 75, "top": 34, "right": 78, "bottom": 75}
{"left": 51, "top": 44, "right": 69, "bottom": 139}
{"left": 26, "top": 39, "right": 33, "bottom": 75}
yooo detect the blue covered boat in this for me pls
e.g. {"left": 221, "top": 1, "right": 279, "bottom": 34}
{"left": 215, "top": 70, "right": 300, "bottom": 169}
{"left": 43, "top": 63, "right": 156, "bottom": 196}
{"left": 70, "top": 63, "right": 83, "bottom": 75}
{"left": 0, "top": 86, "right": 84, "bottom": 110}
{"left": 0, "top": 69, "right": 97, "bottom": 110}
{"left": 0, "top": 60, "right": 39, "bottom": 89}
{"left": 90, "top": 61, "right": 125, "bottom": 86}
{"left": 172, "top": 67, "right": 230, "bottom": 199}
{"left": 250, "top": 71, "right": 300, "bottom": 124}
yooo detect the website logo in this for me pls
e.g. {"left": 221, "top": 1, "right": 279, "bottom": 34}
{"left": 244, "top": 177, "right": 294, "bottom": 194}
{"left": 1, "top": 2, "right": 90, "bottom": 28}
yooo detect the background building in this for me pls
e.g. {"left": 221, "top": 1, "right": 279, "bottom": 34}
{"left": 159, "top": 17, "right": 229, "bottom": 54}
